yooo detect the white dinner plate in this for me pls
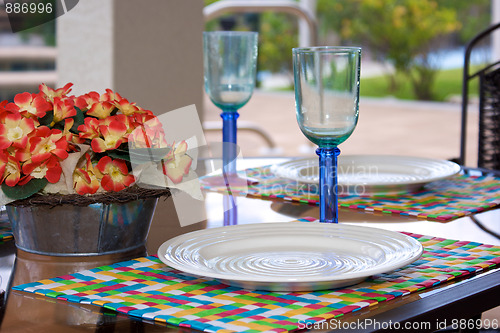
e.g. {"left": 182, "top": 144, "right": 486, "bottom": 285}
{"left": 270, "top": 155, "right": 461, "bottom": 195}
{"left": 158, "top": 222, "right": 423, "bottom": 291}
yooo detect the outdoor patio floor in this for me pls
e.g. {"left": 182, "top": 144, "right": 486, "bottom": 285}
{"left": 203, "top": 90, "right": 479, "bottom": 167}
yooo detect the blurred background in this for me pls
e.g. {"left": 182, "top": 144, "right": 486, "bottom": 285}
{"left": 0, "top": 0, "right": 497, "bottom": 165}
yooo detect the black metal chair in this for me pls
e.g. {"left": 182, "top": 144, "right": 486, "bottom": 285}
{"left": 460, "top": 23, "right": 500, "bottom": 241}
{"left": 460, "top": 22, "right": 500, "bottom": 171}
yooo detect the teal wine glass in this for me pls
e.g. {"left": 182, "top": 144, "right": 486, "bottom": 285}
{"left": 293, "top": 46, "right": 361, "bottom": 223}
{"left": 203, "top": 31, "right": 258, "bottom": 185}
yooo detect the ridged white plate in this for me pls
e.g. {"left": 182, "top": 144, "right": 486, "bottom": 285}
{"left": 270, "top": 155, "right": 461, "bottom": 195}
{"left": 158, "top": 223, "right": 423, "bottom": 291}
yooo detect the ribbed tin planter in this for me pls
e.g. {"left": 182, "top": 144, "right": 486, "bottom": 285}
{"left": 6, "top": 198, "right": 158, "bottom": 256}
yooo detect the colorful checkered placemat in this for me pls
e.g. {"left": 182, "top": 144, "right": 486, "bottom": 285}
{"left": 0, "top": 222, "right": 12, "bottom": 241}
{"left": 13, "top": 227, "right": 500, "bottom": 332}
{"left": 201, "top": 166, "right": 500, "bottom": 222}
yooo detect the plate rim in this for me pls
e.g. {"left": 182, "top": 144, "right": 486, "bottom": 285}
{"left": 270, "top": 154, "right": 462, "bottom": 186}
{"left": 157, "top": 222, "right": 423, "bottom": 285}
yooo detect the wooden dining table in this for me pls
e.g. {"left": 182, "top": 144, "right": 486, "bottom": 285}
{"left": 0, "top": 157, "right": 498, "bottom": 332}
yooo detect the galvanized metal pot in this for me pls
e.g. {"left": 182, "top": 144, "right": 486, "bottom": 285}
{"left": 6, "top": 198, "right": 158, "bottom": 256}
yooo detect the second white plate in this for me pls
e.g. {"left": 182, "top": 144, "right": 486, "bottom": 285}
{"left": 158, "top": 222, "right": 423, "bottom": 291}
{"left": 270, "top": 155, "right": 461, "bottom": 195}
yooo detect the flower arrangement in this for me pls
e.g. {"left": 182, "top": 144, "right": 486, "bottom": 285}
{"left": 0, "top": 83, "right": 193, "bottom": 205}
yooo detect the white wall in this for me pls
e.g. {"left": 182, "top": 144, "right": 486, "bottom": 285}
{"left": 57, "top": 0, "right": 204, "bottom": 117}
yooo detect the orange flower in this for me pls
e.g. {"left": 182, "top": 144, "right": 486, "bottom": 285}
{"left": 0, "top": 112, "right": 35, "bottom": 149}
{"left": 128, "top": 123, "right": 167, "bottom": 149}
{"left": 29, "top": 127, "right": 69, "bottom": 163}
{"left": 127, "top": 112, "right": 167, "bottom": 148}
{"left": 73, "top": 153, "right": 100, "bottom": 195}
{"left": 129, "top": 111, "right": 160, "bottom": 129}
{"left": 100, "top": 114, "right": 131, "bottom": 130}
{"left": 86, "top": 101, "right": 115, "bottom": 119}
{"left": 162, "top": 141, "right": 192, "bottom": 184}
{"left": 74, "top": 91, "right": 100, "bottom": 111}
{"left": 39, "top": 82, "right": 73, "bottom": 103}
{"left": 128, "top": 126, "right": 154, "bottom": 149}
{"left": 101, "top": 89, "right": 123, "bottom": 103}
{"left": 53, "top": 97, "right": 76, "bottom": 123}
{"left": 0, "top": 83, "right": 194, "bottom": 197}
{"left": 0, "top": 152, "right": 22, "bottom": 186}
{"left": 96, "top": 156, "right": 134, "bottom": 192}
{"left": 22, "top": 156, "right": 62, "bottom": 184}
{"left": 9, "top": 92, "right": 52, "bottom": 119}
{"left": 91, "top": 120, "right": 128, "bottom": 152}
{"left": 78, "top": 117, "right": 100, "bottom": 140}
{"left": 62, "top": 118, "right": 82, "bottom": 143}
{"left": 13, "top": 143, "right": 31, "bottom": 163}
{"left": 113, "top": 98, "right": 141, "bottom": 116}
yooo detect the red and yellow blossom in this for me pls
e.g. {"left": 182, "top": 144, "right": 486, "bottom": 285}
{"left": 0, "top": 152, "right": 22, "bottom": 186}
{"left": 62, "top": 118, "right": 75, "bottom": 142}
{"left": 53, "top": 97, "right": 76, "bottom": 123}
{"left": 74, "top": 91, "right": 100, "bottom": 111}
{"left": 73, "top": 153, "right": 100, "bottom": 195}
{"left": 0, "top": 83, "right": 193, "bottom": 199}
{"left": 128, "top": 126, "right": 154, "bottom": 148}
{"left": 0, "top": 112, "right": 35, "bottom": 149}
{"left": 127, "top": 112, "right": 167, "bottom": 148}
{"left": 128, "top": 122, "right": 167, "bottom": 149}
{"left": 113, "top": 98, "right": 141, "bottom": 116}
{"left": 22, "top": 156, "right": 62, "bottom": 184}
{"left": 29, "top": 127, "right": 69, "bottom": 163}
{"left": 8, "top": 92, "right": 52, "bottom": 118}
{"left": 129, "top": 110, "right": 160, "bottom": 128}
{"left": 100, "top": 114, "right": 131, "bottom": 131}
{"left": 163, "top": 140, "right": 192, "bottom": 184}
{"left": 91, "top": 120, "right": 128, "bottom": 153}
{"left": 101, "top": 89, "right": 123, "bottom": 103}
{"left": 39, "top": 82, "right": 73, "bottom": 103}
{"left": 96, "top": 156, "right": 134, "bottom": 192}
{"left": 78, "top": 117, "right": 100, "bottom": 140}
{"left": 86, "top": 101, "right": 115, "bottom": 119}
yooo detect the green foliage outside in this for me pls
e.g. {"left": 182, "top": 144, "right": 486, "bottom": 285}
{"left": 257, "top": 12, "right": 297, "bottom": 75}
{"left": 360, "top": 67, "right": 478, "bottom": 102}
{"left": 270, "top": 66, "right": 479, "bottom": 103}
{"left": 438, "top": 0, "right": 491, "bottom": 44}
{"left": 205, "top": 0, "right": 490, "bottom": 101}
{"left": 320, "top": 0, "right": 462, "bottom": 101}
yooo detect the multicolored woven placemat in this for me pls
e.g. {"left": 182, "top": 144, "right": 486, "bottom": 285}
{"left": 0, "top": 222, "right": 12, "bottom": 241}
{"left": 13, "top": 226, "right": 500, "bottom": 333}
{"left": 201, "top": 166, "right": 500, "bottom": 222}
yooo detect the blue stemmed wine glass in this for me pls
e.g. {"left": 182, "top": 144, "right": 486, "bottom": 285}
{"left": 203, "top": 31, "right": 258, "bottom": 187}
{"left": 293, "top": 46, "right": 361, "bottom": 223}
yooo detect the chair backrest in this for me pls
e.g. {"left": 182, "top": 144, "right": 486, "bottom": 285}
{"left": 461, "top": 22, "right": 500, "bottom": 170}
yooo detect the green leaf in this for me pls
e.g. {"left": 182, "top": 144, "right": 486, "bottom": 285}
{"left": 2, "top": 178, "right": 48, "bottom": 200}
{"left": 107, "top": 150, "right": 131, "bottom": 162}
{"left": 70, "top": 106, "right": 85, "bottom": 134}
{"left": 52, "top": 121, "right": 64, "bottom": 131}
{"left": 39, "top": 112, "right": 54, "bottom": 127}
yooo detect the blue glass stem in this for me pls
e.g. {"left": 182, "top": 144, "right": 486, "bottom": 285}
{"left": 221, "top": 110, "right": 239, "bottom": 176}
{"left": 316, "top": 147, "right": 341, "bottom": 223}
{"left": 223, "top": 194, "right": 238, "bottom": 226}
